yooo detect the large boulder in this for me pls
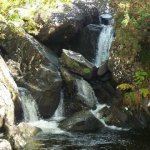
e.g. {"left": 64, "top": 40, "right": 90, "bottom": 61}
{"left": 59, "top": 110, "right": 103, "bottom": 133}
{"left": 0, "top": 22, "right": 62, "bottom": 118}
{"left": 61, "top": 49, "right": 96, "bottom": 79}
{"left": 0, "top": 139, "right": 12, "bottom": 150}
{"left": 35, "top": 2, "right": 99, "bottom": 46}
{"left": 0, "top": 81, "right": 14, "bottom": 131}
{"left": 0, "top": 55, "right": 22, "bottom": 121}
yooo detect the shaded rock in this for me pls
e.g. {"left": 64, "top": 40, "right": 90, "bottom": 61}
{"left": 61, "top": 49, "right": 95, "bottom": 79}
{"left": 77, "top": 24, "right": 103, "bottom": 62}
{"left": 60, "top": 67, "right": 76, "bottom": 94}
{"left": 0, "top": 23, "right": 62, "bottom": 118}
{"left": 91, "top": 80, "right": 119, "bottom": 104}
{"left": 35, "top": 2, "right": 99, "bottom": 46}
{"left": 97, "top": 60, "right": 108, "bottom": 76}
{"left": 100, "top": 14, "right": 113, "bottom": 25}
{"left": 0, "top": 139, "right": 12, "bottom": 150}
{"left": 59, "top": 110, "right": 103, "bottom": 133}
{"left": 75, "top": 78, "right": 97, "bottom": 109}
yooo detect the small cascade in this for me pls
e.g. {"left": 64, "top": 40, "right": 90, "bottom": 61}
{"left": 19, "top": 87, "right": 39, "bottom": 122}
{"left": 95, "top": 25, "right": 114, "bottom": 67}
{"left": 19, "top": 87, "right": 66, "bottom": 134}
{"left": 52, "top": 90, "right": 65, "bottom": 120}
{"left": 91, "top": 104, "right": 129, "bottom": 131}
{"left": 75, "top": 78, "right": 98, "bottom": 108}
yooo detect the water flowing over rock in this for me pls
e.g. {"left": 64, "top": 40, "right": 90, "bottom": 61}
{"left": 0, "top": 22, "right": 62, "bottom": 118}
{"left": 59, "top": 110, "right": 103, "bottom": 133}
{"left": 61, "top": 49, "right": 96, "bottom": 79}
{"left": 19, "top": 88, "right": 39, "bottom": 122}
{"left": 95, "top": 25, "right": 114, "bottom": 68}
{"left": 91, "top": 104, "right": 129, "bottom": 131}
{"left": 78, "top": 24, "right": 103, "bottom": 62}
{"left": 75, "top": 78, "right": 97, "bottom": 109}
{"left": 52, "top": 90, "right": 65, "bottom": 120}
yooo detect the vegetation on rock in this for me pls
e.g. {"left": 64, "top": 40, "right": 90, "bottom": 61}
{"left": 110, "top": 0, "right": 150, "bottom": 109}
{"left": 0, "top": 0, "right": 71, "bottom": 35}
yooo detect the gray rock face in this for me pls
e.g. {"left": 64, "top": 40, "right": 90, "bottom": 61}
{"left": 61, "top": 49, "right": 96, "bottom": 79}
{"left": 59, "top": 110, "right": 103, "bottom": 133}
{"left": 0, "top": 23, "right": 62, "bottom": 118}
{"left": 0, "top": 139, "right": 12, "bottom": 150}
{"left": 35, "top": 3, "right": 99, "bottom": 45}
{"left": 75, "top": 78, "right": 97, "bottom": 109}
{"left": 78, "top": 24, "right": 103, "bottom": 62}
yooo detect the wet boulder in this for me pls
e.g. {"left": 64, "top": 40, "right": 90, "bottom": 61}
{"left": 61, "top": 49, "right": 96, "bottom": 79}
{"left": 35, "top": 2, "right": 99, "bottom": 46}
{"left": 77, "top": 24, "right": 103, "bottom": 62}
{"left": 0, "top": 23, "right": 62, "bottom": 118}
{"left": 59, "top": 110, "right": 103, "bottom": 133}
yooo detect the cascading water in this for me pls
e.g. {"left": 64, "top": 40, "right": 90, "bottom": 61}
{"left": 19, "top": 87, "right": 65, "bottom": 134}
{"left": 52, "top": 90, "right": 65, "bottom": 120}
{"left": 95, "top": 25, "right": 114, "bottom": 67}
{"left": 91, "top": 104, "right": 129, "bottom": 131}
{"left": 19, "top": 87, "right": 39, "bottom": 122}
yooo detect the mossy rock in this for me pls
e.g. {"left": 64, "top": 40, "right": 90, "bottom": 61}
{"left": 61, "top": 49, "right": 95, "bottom": 79}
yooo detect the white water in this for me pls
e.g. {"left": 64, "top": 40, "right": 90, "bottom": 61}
{"left": 19, "top": 88, "right": 66, "bottom": 134}
{"left": 95, "top": 25, "right": 114, "bottom": 67}
{"left": 91, "top": 104, "right": 129, "bottom": 131}
{"left": 52, "top": 90, "right": 65, "bottom": 121}
{"left": 76, "top": 78, "right": 98, "bottom": 107}
{"left": 28, "top": 120, "right": 66, "bottom": 134}
{"left": 19, "top": 87, "right": 39, "bottom": 122}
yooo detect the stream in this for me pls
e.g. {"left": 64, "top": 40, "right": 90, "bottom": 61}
{"left": 24, "top": 129, "right": 150, "bottom": 150}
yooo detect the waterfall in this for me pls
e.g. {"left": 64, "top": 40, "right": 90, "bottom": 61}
{"left": 19, "top": 87, "right": 66, "bottom": 134}
{"left": 75, "top": 78, "right": 98, "bottom": 108}
{"left": 19, "top": 87, "right": 39, "bottom": 122}
{"left": 95, "top": 25, "right": 114, "bottom": 67}
{"left": 52, "top": 90, "right": 65, "bottom": 120}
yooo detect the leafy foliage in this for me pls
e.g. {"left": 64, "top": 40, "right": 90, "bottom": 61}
{"left": 118, "top": 70, "right": 150, "bottom": 110}
{"left": 111, "top": 0, "right": 150, "bottom": 110}
{"left": 0, "top": 0, "right": 71, "bottom": 35}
